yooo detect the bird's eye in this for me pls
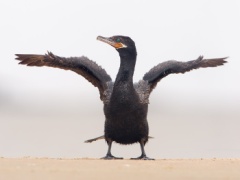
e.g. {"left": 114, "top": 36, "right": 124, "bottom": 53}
{"left": 116, "top": 38, "right": 121, "bottom": 42}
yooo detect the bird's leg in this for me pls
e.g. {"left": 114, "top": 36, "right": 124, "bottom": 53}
{"left": 101, "top": 139, "right": 123, "bottom": 160}
{"left": 131, "top": 140, "right": 154, "bottom": 160}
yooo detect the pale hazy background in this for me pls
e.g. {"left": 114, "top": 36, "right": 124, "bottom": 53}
{"left": 0, "top": 0, "right": 239, "bottom": 159}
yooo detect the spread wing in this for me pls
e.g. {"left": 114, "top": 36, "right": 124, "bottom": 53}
{"left": 143, "top": 56, "right": 227, "bottom": 92}
{"left": 15, "top": 52, "right": 112, "bottom": 101}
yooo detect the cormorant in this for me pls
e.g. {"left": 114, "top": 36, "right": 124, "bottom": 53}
{"left": 15, "top": 35, "right": 227, "bottom": 160}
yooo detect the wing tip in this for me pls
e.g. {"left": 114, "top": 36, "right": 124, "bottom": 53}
{"left": 218, "top": 56, "right": 228, "bottom": 65}
{"left": 202, "top": 56, "right": 228, "bottom": 67}
{"left": 15, "top": 54, "right": 27, "bottom": 65}
{"left": 15, "top": 54, "right": 23, "bottom": 61}
{"left": 222, "top": 56, "right": 228, "bottom": 63}
{"left": 14, "top": 53, "right": 47, "bottom": 66}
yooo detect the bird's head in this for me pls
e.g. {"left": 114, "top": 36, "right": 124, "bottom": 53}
{"left": 97, "top": 35, "right": 137, "bottom": 57}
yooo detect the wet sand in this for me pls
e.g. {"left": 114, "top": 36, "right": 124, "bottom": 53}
{"left": 0, "top": 158, "right": 240, "bottom": 180}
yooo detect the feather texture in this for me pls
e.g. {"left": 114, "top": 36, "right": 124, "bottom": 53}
{"left": 143, "top": 56, "right": 227, "bottom": 92}
{"left": 15, "top": 52, "right": 112, "bottom": 101}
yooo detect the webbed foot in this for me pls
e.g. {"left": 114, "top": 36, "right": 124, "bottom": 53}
{"left": 101, "top": 154, "right": 123, "bottom": 160}
{"left": 131, "top": 155, "right": 155, "bottom": 160}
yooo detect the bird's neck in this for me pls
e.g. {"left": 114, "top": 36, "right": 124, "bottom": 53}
{"left": 115, "top": 54, "right": 136, "bottom": 85}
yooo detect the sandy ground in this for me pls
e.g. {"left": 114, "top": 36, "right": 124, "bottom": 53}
{"left": 0, "top": 158, "right": 240, "bottom": 180}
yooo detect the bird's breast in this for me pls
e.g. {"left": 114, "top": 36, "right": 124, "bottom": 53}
{"left": 110, "top": 84, "right": 139, "bottom": 105}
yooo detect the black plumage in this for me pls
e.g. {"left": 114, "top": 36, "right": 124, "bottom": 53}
{"left": 15, "top": 35, "right": 227, "bottom": 160}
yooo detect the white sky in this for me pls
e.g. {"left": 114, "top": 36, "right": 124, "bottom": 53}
{"left": 0, "top": 0, "right": 240, "bottom": 158}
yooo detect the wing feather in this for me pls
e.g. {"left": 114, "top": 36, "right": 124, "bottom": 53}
{"left": 143, "top": 56, "right": 227, "bottom": 92}
{"left": 15, "top": 52, "right": 112, "bottom": 101}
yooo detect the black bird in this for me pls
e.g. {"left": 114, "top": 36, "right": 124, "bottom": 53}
{"left": 15, "top": 35, "right": 227, "bottom": 160}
